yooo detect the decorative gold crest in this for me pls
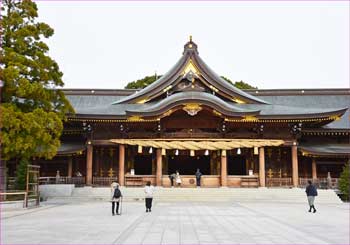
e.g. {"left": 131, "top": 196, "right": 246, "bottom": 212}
{"left": 183, "top": 103, "right": 202, "bottom": 116}
{"left": 183, "top": 59, "right": 199, "bottom": 75}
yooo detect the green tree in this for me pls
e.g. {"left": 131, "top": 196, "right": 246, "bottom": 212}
{"left": 125, "top": 74, "right": 257, "bottom": 90}
{"left": 338, "top": 164, "right": 350, "bottom": 200}
{"left": 0, "top": 0, "right": 73, "bottom": 168}
{"left": 125, "top": 75, "right": 162, "bottom": 89}
{"left": 220, "top": 76, "right": 257, "bottom": 89}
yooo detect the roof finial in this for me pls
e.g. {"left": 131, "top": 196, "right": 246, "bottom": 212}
{"left": 189, "top": 35, "right": 192, "bottom": 42}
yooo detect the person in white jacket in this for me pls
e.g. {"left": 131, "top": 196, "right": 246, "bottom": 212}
{"left": 144, "top": 181, "right": 154, "bottom": 212}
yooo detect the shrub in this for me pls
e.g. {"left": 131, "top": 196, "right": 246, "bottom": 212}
{"left": 15, "top": 159, "right": 29, "bottom": 190}
{"left": 338, "top": 164, "right": 350, "bottom": 201}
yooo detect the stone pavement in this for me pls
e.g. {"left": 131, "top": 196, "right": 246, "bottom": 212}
{"left": 1, "top": 199, "right": 349, "bottom": 244}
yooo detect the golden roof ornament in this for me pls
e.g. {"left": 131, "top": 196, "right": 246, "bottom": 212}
{"left": 189, "top": 35, "right": 192, "bottom": 42}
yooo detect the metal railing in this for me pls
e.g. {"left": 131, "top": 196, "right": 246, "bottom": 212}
{"left": 299, "top": 177, "right": 339, "bottom": 189}
{"left": 39, "top": 177, "right": 85, "bottom": 186}
{"left": 266, "top": 177, "right": 293, "bottom": 187}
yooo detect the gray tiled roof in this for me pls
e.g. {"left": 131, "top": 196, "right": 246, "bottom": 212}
{"left": 256, "top": 95, "right": 350, "bottom": 129}
{"left": 299, "top": 143, "right": 350, "bottom": 155}
{"left": 57, "top": 142, "right": 86, "bottom": 155}
{"left": 66, "top": 95, "right": 125, "bottom": 111}
{"left": 65, "top": 91, "right": 348, "bottom": 128}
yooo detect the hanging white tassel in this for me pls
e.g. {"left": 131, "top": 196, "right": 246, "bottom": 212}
{"left": 190, "top": 150, "right": 195, "bottom": 156}
{"left": 222, "top": 150, "right": 226, "bottom": 157}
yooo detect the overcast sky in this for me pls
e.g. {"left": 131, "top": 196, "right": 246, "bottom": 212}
{"left": 36, "top": 1, "right": 349, "bottom": 90}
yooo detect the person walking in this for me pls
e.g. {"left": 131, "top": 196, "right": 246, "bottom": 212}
{"left": 305, "top": 180, "right": 318, "bottom": 213}
{"left": 55, "top": 170, "right": 60, "bottom": 184}
{"left": 168, "top": 173, "right": 176, "bottom": 187}
{"left": 111, "top": 181, "right": 122, "bottom": 215}
{"left": 195, "top": 168, "right": 202, "bottom": 188}
{"left": 144, "top": 181, "right": 154, "bottom": 212}
{"left": 175, "top": 171, "right": 182, "bottom": 187}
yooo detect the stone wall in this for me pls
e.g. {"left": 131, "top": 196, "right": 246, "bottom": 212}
{"left": 39, "top": 184, "right": 75, "bottom": 198}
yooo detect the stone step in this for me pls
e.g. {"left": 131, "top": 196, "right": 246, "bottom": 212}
{"left": 68, "top": 187, "right": 342, "bottom": 204}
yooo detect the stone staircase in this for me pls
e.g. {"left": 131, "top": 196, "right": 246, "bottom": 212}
{"left": 65, "top": 187, "right": 343, "bottom": 204}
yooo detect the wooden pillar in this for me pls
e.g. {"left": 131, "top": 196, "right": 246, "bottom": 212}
{"left": 292, "top": 145, "right": 299, "bottom": 187}
{"left": 259, "top": 147, "right": 265, "bottom": 187}
{"left": 119, "top": 144, "right": 125, "bottom": 186}
{"left": 68, "top": 157, "right": 73, "bottom": 177}
{"left": 156, "top": 149, "right": 162, "bottom": 186}
{"left": 221, "top": 154, "right": 227, "bottom": 187}
{"left": 86, "top": 144, "right": 93, "bottom": 185}
{"left": 312, "top": 158, "right": 317, "bottom": 180}
{"left": 95, "top": 149, "right": 100, "bottom": 177}
{"left": 245, "top": 158, "right": 250, "bottom": 175}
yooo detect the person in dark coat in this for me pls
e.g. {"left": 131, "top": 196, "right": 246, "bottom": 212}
{"left": 111, "top": 182, "right": 122, "bottom": 215}
{"left": 305, "top": 180, "right": 318, "bottom": 213}
{"left": 168, "top": 173, "right": 176, "bottom": 187}
{"left": 195, "top": 169, "right": 202, "bottom": 187}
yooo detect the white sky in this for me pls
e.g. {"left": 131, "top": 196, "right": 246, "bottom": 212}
{"left": 36, "top": 1, "right": 350, "bottom": 89}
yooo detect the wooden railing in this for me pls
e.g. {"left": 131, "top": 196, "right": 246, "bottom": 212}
{"left": 39, "top": 177, "right": 85, "bottom": 186}
{"left": 299, "top": 177, "right": 339, "bottom": 189}
{"left": 241, "top": 176, "right": 259, "bottom": 188}
{"left": 125, "top": 176, "right": 144, "bottom": 187}
{"left": 266, "top": 178, "right": 293, "bottom": 187}
{"left": 92, "top": 177, "right": 117, "bottom": 186}
{"left": 0, "top": 192, "right": 28, "bottom": 207}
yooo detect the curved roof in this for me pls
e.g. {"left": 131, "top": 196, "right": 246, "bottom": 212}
{"left": 114, "top": 39, "right": 268, "bottom": 105}
{"left": 125, "top": 91, "right": 260, "bottom": 117}
{"left": 62, "top": 39, "right": 348, "bottom": 125}
{"left": 68, "top": 90, "right": 347, "bottom": 122}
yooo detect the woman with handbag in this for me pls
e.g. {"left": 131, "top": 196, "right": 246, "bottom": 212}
{"left": 175, "top": 171, "right": 182, "bottom": 187}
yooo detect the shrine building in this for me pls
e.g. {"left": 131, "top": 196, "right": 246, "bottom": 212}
{"left": 17, "top": 38, "right": 350, "bottom": 188}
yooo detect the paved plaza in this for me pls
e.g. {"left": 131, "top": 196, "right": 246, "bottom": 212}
{"left": 1, "top": 199, "right": 349, "bottom": 244}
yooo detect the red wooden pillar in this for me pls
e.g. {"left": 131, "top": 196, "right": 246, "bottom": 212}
{"left": 68, "top": 157, "right": 73, "bottom": 178}
{"left": 259, "top": 147, "right": 265, "bottom": 187}
{"left": 312, "top": 158, "right": 317, "bottom": 180}
{"left": 156, "top": 149, "right": 162, "bottom": 186}
{"left": 292, "top": 145, "right": 299, "bottom": 187}
{"left": 119, "top": 144, "right": 125, "bottom": 186}
{"left": 86, "top": 144, "right": 93, "bottom": 185}
{"left": 221, "top": 151, "right": 227, "bottom": 187}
